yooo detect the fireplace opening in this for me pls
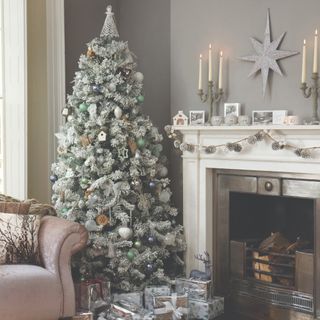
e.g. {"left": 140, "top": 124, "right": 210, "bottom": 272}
{"left": 230, "top": 192, "right": 315, "bottom": 292}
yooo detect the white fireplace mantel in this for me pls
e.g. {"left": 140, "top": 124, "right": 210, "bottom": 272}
{"left": 173, "top": 125, "right": 320, "bottom": 275}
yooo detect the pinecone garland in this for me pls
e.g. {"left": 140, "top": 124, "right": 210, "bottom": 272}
{"left": 247, "top": 135, "right": 257, "bottom": 145}
{"left": 255, "top": 131, "right": 265, "bottom": 141}
{"left": 294, "top": 149, "right": 303, "bottom": 157}
{"left": 205, "top": 146, "right": 217, "bottom": 154}
{"left": 272, "top": 142, "right": 280, "bottom": 150}
{"left": 234, "top": 144, "right": 242, "bottom": 152}
{"left": 301, "top": 149, "right": 311, "bottom": 159}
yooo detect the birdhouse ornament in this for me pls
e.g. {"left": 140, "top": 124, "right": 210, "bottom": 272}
{"left": 173, "top": 111, "right": 188, "bottom": 126}
{"left": 98, "top": 129, "right": 107, "bottom": 142}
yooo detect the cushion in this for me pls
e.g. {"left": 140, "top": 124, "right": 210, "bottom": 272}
{"left": 0, "top": 212, "right": 41, "bottom": 265}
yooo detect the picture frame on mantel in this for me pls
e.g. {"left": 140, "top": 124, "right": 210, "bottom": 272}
{"left": 189, "top": 110, "right": 205, "bottom": 125}
{"left": 224, "top": 103, "right": 241, "bottom": 117}
{"left": 252, "top": 110, "right": 288, "bottom": 125}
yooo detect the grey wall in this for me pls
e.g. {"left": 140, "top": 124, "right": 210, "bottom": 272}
{"left": 171, "top": 0, "right": 320, "bottom": 119}
{"left": 65, "top": 0, "right": 119, "bottom": 95}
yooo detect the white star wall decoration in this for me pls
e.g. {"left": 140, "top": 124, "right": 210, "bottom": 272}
{"left": 240, "top": 9, "right": 299, "bottom": 96}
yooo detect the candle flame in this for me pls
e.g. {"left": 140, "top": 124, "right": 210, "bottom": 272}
{"left": 200, "top": 54, "right": 202, "bottom": 59}
{"left": 304, "top": 39, "right": 306, "bottom": 45}
{"left": 220, "top": 51, "right": 223, "bottom": 57}
{"left": 316, "top": 29, "right": 318, "bottom": 36}
{"left": 209, "top": 44, "right": 212, "bottom": 49}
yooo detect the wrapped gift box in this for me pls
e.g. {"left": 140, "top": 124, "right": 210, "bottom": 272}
{"left": 176, "top": 278, "right": 212, "bottom": 301}
{"left": 113, "top": 291, "right": 144, "bottom": 307}
{"left": 188, "top": 296, "right": 224, "bottom": 320}
{"left": 75, "top": 279, "right": 111, "bottom": 311}
{"left": 153, "top": 293, "right": 188, "bottom": 320}
{"left": 144, "top": 285, "right": 171, "bottom": 310}
{"left": 110, "top": 303, "right": 154, "bottom": 320}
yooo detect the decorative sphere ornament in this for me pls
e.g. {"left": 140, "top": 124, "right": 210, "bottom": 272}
{"left": 85, "top": 219, "right": 102, "bottom": 232}
{"left": 136, "top": 137, "right": 146, "bottom": 149}
{"left": 92, "top": 85, "right": 102, "bottom": 93}
{"left": 61, "top": 207, "right": 68, "bottom": 214}
{"left": 108, "top": 83, "right": 117, "bottom": 92}
{"left": 114, "top": 106, "right": 123, "bottom": 119}
{"left": 67, "top": 115, "right": 74, "bottom": 122}
{"left": 134, "top": 72, "right": 144, "bottom": 83}
{"left": 49, "top": 174, "right": 58, "bottom": 183}
{"left": 158, "top": 166, "right": 168, "bottom": 178}
{"left": 81, "top": 178, "right": 89, "bottom": 185}
{"left": 164, "top": 233, "right": 176, "bottom": 246}
{"left": 134, "top": 240, "right": 142, "bottom": 249}
{"left": 118, "top": 226, "right": 133, "bottom": 240}
{"left": 136, "top": 95, "right": 145, "bottom": 104}
{"left": 147, "top": 235, "right": 156, "bottom": 244}
{"left": 79, "top": 103, "right": 89, "bottom": 112}
{"left": 149, "top": 181, "right": 157, "bottom": 189}
{"left": 159, "top": 189, "right": 171, "bottom": 203}
{"left": 146, "top": 263, "right": 154, "bottom": 273}
{"left": 127, "top": 250, "right": 135, "bottom": 261}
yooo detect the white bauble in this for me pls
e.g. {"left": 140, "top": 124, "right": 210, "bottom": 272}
{"left": 158, "top": 166, "right": 168, "bottom": 178}
{"left": 159, "top": 189, "right": 171, "bottom": 203}
{"left": 164, "top": 233, "right": 176, "bottom": 246}
{"left": 118, "top": 226, "right": 133, "bottom": 240}
{"left": 85, "top": 219, "right": 102, "bottom": 232}
{"left": 67, "top": 115, "right": 74, "bottom": 122}
{"left": 109, "top": 83, "right": 116, "bottom": 92}
{"left": 114, "top": 106, "right": 123, "bottom": 119}
{"left": 134, "top": 72, "right": 144, "bottom": 83}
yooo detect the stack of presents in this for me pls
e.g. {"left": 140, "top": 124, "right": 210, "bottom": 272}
{"left": 73, "top": 276, "right": 224, "bottom": 319}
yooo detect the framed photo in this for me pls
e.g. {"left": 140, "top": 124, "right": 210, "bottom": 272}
{"left": 252, "top": 110, "right": 273, "bottom": 125}
{"left": 189, "top": 110, "right": 205, "bottom": 125}
{"left": 224, "top": 103, "right": 240, "bottom": 117}
{"left": 252, "top": 110, "right": 288, "bottom": 125}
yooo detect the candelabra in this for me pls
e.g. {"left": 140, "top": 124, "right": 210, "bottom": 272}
{"left": 198, "top": 81, "right": 223, "bottom": 122}
{"left": 301, "top": 72, "right": 320, "bottom": 124}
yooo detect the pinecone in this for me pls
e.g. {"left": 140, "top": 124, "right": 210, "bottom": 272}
{"left": 247, "top": 135, "right": 257, "bottom": 145}
{"left": 272, "top": 142, "right": 280, "bottom": 150}
{"left": 226, "top": 143, "right": 235, "bottom": 151}
{"left": 233, "top": 144, "right": 242, "bottom": 152}
{"left": 255, "top": 131, "right": 265, "bottom": 141}
{"left": 294, "top": 149, "right": 303, "bottom": 157}
{"left": 301, "top": 149, "right": 311, "bottom": 159}
{"left": 205, "top": 146, "right": 217, "bottom": 154}
{"left": 173, "top": 140, "right": 181, "bottom": 149}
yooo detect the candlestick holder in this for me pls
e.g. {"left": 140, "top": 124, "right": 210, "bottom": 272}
{"left": 301, "top": 72, "right": 320, "bottom": 124}
{"left": 198, "top": 81, "right": 223, "bottom": 122}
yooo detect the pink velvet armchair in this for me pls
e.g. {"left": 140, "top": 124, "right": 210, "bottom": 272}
{"left": 0, "top": 216, "right": 88, "bottom": 320}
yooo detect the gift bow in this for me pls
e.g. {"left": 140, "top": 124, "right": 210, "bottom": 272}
{"left": 154, "top": 293, "right": 188, "bottom": 320}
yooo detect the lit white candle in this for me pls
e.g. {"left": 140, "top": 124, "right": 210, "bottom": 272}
{"left": 208, "top": 44, "right": 212, "bottom": 81}
{"left": 302, "top": 39, "right": 307, "bottom": 83}
{"left": 198, "top": 54, "right": 203, "bottom": 90}
{"left": 313, "top": 29, "right": 318, "bottom": 73}
{"left": 218, "top": 51, "right": 223, "bottom": 89}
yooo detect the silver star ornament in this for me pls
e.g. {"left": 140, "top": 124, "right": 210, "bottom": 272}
{"left": 241, "top": 9, "right": 299, "bottom": 96}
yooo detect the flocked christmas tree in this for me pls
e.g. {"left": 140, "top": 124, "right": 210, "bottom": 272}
{"left": 51, "top": 5, "right": 186, "bottom": 292}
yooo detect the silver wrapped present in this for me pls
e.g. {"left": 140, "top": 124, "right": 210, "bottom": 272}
{"left": 113, "top": 291, "right": 144, "bottom": 307}
{"left": 176, "top": 278, "right": 212, "bottom": 301}
{"left": 144, "top": 285, "right": 171, "bottom": 310}
{"left": 188, "top": 296, "right": 224, "bottom": 319}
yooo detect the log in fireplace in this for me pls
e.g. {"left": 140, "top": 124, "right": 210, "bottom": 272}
{"left": 215, "top": 170, "right": 320, "bottom": 320}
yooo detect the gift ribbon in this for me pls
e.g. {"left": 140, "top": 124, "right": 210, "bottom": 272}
{"left": 154, "top": 293, "right": 188, "bottom": 320}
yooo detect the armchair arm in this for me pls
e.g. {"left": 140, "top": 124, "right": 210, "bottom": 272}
{"left": 39, "top": 216, "right": 88, "bottom": 317}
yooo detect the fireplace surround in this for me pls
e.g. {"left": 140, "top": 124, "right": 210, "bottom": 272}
{"left": 174, "top": 125, "right": 320, "bottom": 319}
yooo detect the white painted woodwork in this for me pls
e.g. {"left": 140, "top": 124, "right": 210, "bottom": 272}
{"left": 174, "top": 125, "right": 320, "bottom": 274}
{"left": 3, "top": 0, "right": 27, "bottom": 198}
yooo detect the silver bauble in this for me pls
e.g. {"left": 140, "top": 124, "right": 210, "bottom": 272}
{"left": 159, "top": 189, "right": 171, "bottom": 203}
{"left": 164, "top": 233, "right": 176, "bottom": 246}
{"left": 158, "top": 166, "right": 168, "bottom": 177}
{"left": 134, "top": 72, "right": 144, "bottom": 83}
{"left": 109, "top": 83, "right": 116, "bottom": 92}
{"left": 118, "top": 226, "right": 133, "bottom": 240}
{"left": 114, "top": 106, "right": 123, "bottom": 119}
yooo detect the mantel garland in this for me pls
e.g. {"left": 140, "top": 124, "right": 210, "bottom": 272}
{"left": 164, "top": 125, "right": 320, "bottom": 159}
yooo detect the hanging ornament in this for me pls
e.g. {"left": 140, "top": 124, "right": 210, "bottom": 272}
{"left": 134, "top": 240, "right": 142, "bottom": 249}
{"left": 108, "top": 83, "right": 117, "bottom": 92}
{"left": 149, "top": 181, "right": 157, "bottom": 189}
{"left": 67, "top": 115, "right": 74, "bottom": 122}
{"left": 136, "top": 95, "right": 145, "bottom": 104}
{"left": 128, "top": 138, "right": 138, "bottom": 154}
{"left": 146, "top": 263, "right": 154, "bottom": 273}
{"left": 87, "top": 47, "right": 96, "bottom": 58}
{"left": 159, "top": 189, "right": 171, "bottom": 203}
{"left": 61, "top": 207, "right": 69, "bottom": 214}
{"left": 131, "top": 179, "right": 142, "bottom": 191}
{"left": 79, "top": 103, "right": 89, "bottom": 112}
{"left": 136, "top": 137, "right": 146, "bottom": 149}
{"left": 147, "top": 235, "right": 156, "bottom": 245}
{"left": 158, "top": 166, "right": 168, "bottom": 178}
{"left": 96, "top": 214, "right": 109, "bottom": 226}
{"left": 81, "top": 177, "right": 89, "bottom": 185}
{"left": 133, "top": 72, "right": 144, "bottom": 83}
{"left": 85, "top": 219, "right": 103, "bottom": 232}
{"left": 135, "top": 150, "right": 142, "bottom": 159}
{"left": 163, "top": 233, "right": 176, "bottom": 246}
{"left": 50, "top": 174, "right": 58, "bottom": 183}
{"left": 80, "top": 135, "right": 91, "bottom": 147}
{"left": 127, "top": 249, "right": 135, "bottom": 261}
{"left": 118, "top": 148, "right": 129, "bottom": 161}
{"left": 92, "top": 85, "right": 102, "bottom": 93}
{"left": 98, "top": 129, "right": 107, "bottom": 142}
{"left": 118, "top": 226, "right": 133, "bottom": 240}
{"left": 114, "top": 106, "right": 123, "bottom": 119}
